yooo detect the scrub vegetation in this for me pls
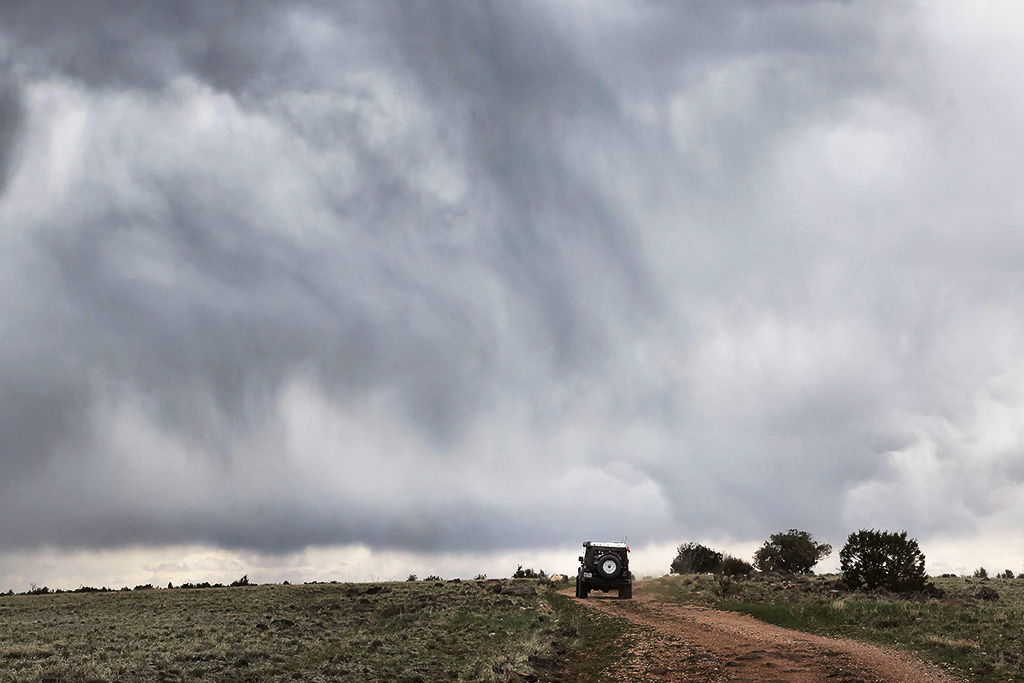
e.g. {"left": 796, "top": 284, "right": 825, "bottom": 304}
{"left": 648, "top": 572, "right": 1024, "bottom": 682}
{"left": 0, "top": 578, "right": 628, "bottom": 683}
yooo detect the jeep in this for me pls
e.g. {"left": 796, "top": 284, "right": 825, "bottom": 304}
{"left": 575, "top": 541, "right": 631, "bottom": 599}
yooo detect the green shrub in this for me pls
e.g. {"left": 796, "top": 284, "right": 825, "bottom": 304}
{"left": 512, "top": 566, "right": 546, "bottom": 579}
{"left": 973, "top": 567, "right": 988, "bottom": 579}
{"left": 753, "top": 529, "right": 832, "bottom": 574}
{"left": 423, "top": 575, "right": 442, "bottom": 581}
{"left": 719, "top": 555, "right": 753, "bottom": 577}
{"left": 406, "top": 574, "right": 418, "bottom": 582}
{"left": 713, "top": 575, "right": 737, "bottom": 596}
{"left": 670, "top": 543, "right": 722, "bottom": 574}
{"left": 839, "top": 529, "right": 926, "bottom": 593}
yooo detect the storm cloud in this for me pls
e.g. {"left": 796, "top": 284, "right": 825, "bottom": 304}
{"left": 2, "top": 1, "right": 1024, "bottom": 567}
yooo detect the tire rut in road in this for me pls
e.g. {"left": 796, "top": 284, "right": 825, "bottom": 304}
{"left": 566, "top": 586, "right": 963, "bottom": 683}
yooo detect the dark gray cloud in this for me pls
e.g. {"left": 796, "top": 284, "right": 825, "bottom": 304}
{"left": 0, "top": 1, "right": 287, "bottom": 92}
{"left": 2, "top": 0, "right": 1024, "bottom": 562}
{"left": 0, "top": 77, "right": 24, "bottom": 195}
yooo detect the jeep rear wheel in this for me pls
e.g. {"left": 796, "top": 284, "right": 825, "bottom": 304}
{"left": 597, "top": 555, "right": 622, "bottom": 580}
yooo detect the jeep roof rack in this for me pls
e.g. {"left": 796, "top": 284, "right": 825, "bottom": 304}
{"left": 583, "top": 541, "right": 628, "bottom": 549}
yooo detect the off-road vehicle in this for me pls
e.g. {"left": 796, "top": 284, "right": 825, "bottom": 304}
{"left": 575, "top": 541, "right": 631, "bottom": 599}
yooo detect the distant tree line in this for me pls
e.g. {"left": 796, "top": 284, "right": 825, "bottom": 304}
{"left": 4, "top": 575, "right": 257, "bottom": 597}
{"left": 670, "top": 528, "right": 950, "bottom": 594}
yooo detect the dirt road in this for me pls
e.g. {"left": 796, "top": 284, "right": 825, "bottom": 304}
{"left": 567, "top": 586, "right": 964, "bottom": 683}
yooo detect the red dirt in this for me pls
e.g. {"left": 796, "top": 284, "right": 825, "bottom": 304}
{"left": 566, "top": 584, "right": 965, "bottom": 683}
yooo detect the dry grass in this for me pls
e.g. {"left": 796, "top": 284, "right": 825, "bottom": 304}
{"left": 0, "top": 580, "right": 572, "bottom": 682}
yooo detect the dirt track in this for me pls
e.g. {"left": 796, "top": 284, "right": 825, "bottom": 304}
{"left": 567, "top": 585, "right": 964, "bottom": 683}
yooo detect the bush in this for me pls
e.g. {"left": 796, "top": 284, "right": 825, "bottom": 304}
{"left": 423, "top": 575, "right": 442, "bottom": 581}
{"left": 473, "top": 574, "right": 487, "bottom": 580}
{"left": 229, "top": 575, "right": 250, "bottom": 587}
{"left": 713, "top": 575, "right": 737, "bottom": 597}
{"left": 512, "top": 566, "right": 546, "bottom": 579}
{"left": 839, "top": 529, "right": 926, "bottom": 593}
{"left": 753, "top": 529, "right": 832, "bottom": 574}
{"left": 670, "top": 543, "right": 722, "bottom": 574}
{"left": 1000, "top": 569, "right": 1014, "bottom": 579}
{"left": 406, "top": 574, "right": 418, "bottom": 582}
{"left": 719, "top": 555, "right": 753, "bottom": 577}
{"left": 973, "top": 567, "right": 988, "bottom": 579}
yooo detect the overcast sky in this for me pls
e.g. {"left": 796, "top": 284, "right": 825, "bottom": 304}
{"left": 3, "top": 0, "right": 1024, "bottom": 590}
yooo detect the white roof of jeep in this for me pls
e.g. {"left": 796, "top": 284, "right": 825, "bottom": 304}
{"left": 583, "top": 541, "right": 628, "bottom": 549}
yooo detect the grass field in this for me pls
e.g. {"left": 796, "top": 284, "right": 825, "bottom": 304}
{"left": 14, "top": 572, "right": 1014, "bottom": 682}
{"left": 0, "top": 579, "right": 636, "bottom": 683}
{"left": 648, "top": 572, "right": 1024, "bottom": 682}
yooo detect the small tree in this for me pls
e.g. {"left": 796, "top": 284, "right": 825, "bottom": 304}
{"left": 973, "top": 567, "right": 988, "bottom": 579}
{"left": 719, "top": 555, "right": 754, "bottom": 577}
{"left": 839, "top": 530, "right": 926, "bottom": 593}
{"left": 670, "top": 543, "right": 722, "bottom": 574}
{"left": 753, "top": 529, "right": 832, "bottom": 574}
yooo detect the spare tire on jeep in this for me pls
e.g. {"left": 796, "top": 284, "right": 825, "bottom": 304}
{"left": 597, "top": 554, "right": 621, "bottom": 579}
